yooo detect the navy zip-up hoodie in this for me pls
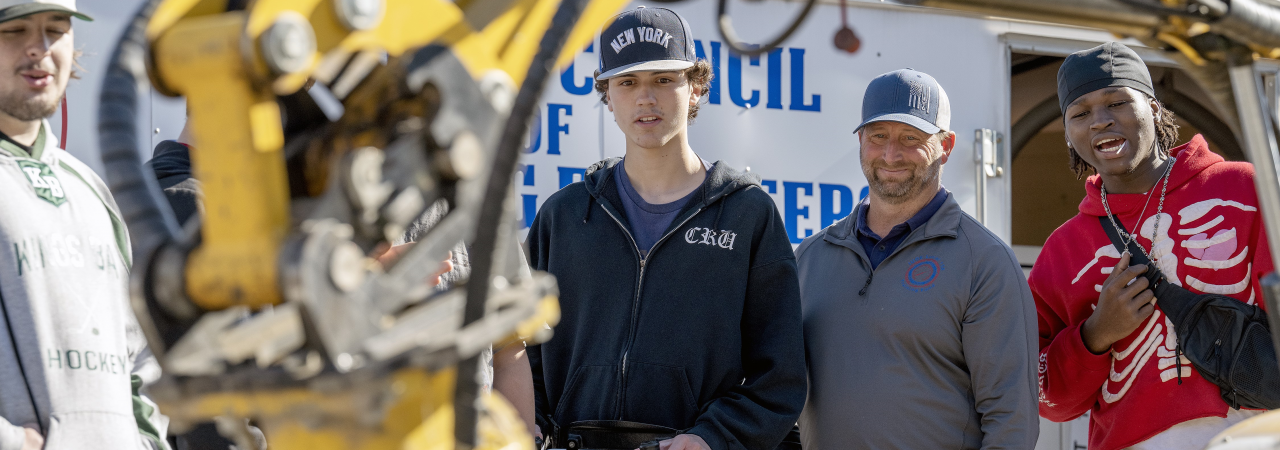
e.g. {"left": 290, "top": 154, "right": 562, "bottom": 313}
{"left": 527, "top": 158, "right": 806, "bottom": 450}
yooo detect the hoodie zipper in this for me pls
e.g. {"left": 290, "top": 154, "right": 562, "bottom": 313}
{"left": 599, "top": 202, "right": 705, "bottom": 419}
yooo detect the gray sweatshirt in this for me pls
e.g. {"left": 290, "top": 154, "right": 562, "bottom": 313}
{"left": 0, "top": 122, "right": 168, "bottom": 450}
{"left": 795, "top": 193, "right": 1038, "bottom": 449}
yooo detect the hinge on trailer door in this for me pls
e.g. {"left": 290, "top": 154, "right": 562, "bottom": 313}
{"left": 973, "top": 128, "right": 1004, "bottom": 225}
{"left": 975, "top": 129, "right": 1004, "bottom": 178}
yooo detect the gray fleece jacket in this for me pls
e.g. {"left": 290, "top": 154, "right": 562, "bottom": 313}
{"left": 795, "top": 193, "right": 1038, "bottom": 449}
{"left": 0, "top": 122, "right": 168, "bottom": 450}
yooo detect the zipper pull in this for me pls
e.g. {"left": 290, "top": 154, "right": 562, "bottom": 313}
{"left": 1176, "top": 344, "right": 1183, "bottom": 385}
{"left": 859, "top": 273, "right": 874, "bottom": 296}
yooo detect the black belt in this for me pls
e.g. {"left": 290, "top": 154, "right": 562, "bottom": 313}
{"left": 555, "top": 420, "right": 677, "bottom": 450}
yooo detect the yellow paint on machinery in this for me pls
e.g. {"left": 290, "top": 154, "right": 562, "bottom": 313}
{"left": 156, "top": 368, "right": 530, "bottom": 450}
{"left": 147, "top": 0, "right": 623, "bottom": 311}
{"left": 152, "top": 12, "right": 291, "bottom": 310}
{"left": 143, "top": 0, "right": 618, "bottom": 447}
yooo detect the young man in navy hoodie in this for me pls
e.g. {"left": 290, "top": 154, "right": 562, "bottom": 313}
{"left": 525, "top": 7, "right": 806, "bottom": 450}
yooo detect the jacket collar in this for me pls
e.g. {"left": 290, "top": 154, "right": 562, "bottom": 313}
{"left": 825, "top": 190, "right": 963, "bottom": 258}
{"left": 0, "top": 120, "right": 49, "bottom": 160}
{"left": 583, "top": 155, "right": 761, "bottom": 211}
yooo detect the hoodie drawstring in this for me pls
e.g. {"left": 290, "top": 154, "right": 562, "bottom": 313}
{"left": 583, "top": 195, "right": 594, "bottom": 223}
{"left": 712, "top": 201, "right": 725, "bottom": 231}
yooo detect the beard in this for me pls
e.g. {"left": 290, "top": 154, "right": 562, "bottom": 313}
{"left": 0, "top": 90, "right": 59, "bottom": 121}
{"left": 862, "top": 155, "right": 943, "bottom": 204}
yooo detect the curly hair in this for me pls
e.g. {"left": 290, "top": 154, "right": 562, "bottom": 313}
{"left": 593, "top": 58, "right": 715, "bottom": 124}
{"left": 1067, "top": 95, "right": 1180, "bottom": 179}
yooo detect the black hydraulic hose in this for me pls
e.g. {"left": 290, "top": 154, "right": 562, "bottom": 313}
{"left": 1195, "top": 0, "right": 1280, "bottom": 49}
{"left": 452, "top": 0, "right": 591, "bottom": 445}
{"left": 718, "top": 0, "right": 819, "bottom": 58}
{"left": 98, "top": 0, "right": 181, "bottom": 263}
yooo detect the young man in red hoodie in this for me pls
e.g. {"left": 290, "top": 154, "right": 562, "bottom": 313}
{"left": 1031, "top": 41, "right": 1274, "bottom": 450}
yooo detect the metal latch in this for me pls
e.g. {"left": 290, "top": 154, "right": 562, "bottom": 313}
{"left": 975, "top": 129, "right": 1004, "bottom": 178}
{"left": 973, "top": 128, "right": 1004, "bottom": 225}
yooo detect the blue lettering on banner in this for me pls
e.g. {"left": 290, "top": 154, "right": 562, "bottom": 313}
{"left": 693, "top": 40, "right": 722, "bottom": 105}
{"left": 561, "top": 43, "right": 594, "bottom": 96}
{"left": 762, "top": 180, "right": 859, "bottom": 243}
{"left": 558, "top": 166, "right": 587, "bottom": 188}
{"left": 783, "top": 181, "right": 813, "bottom": 244}
{"left": 767, "top": 48, "right": 784, "bottom": 109}
{"left": 548, "top": 104, "right": 572, "bottom": 155}
{"left": 518, "top": 165, "right": 537, "bottom": 228}
{"left": 819, "top": 183, "right": 853, "bottom": 229}
{"left": 728, "top": 50, "right": 761, "bottom": 108}
{"left": 789, "top": 48, "right": 820, "bottom": 111}
{"left": 522, "top": 109, "right": 542, "bottom": 153}
{"left": 860, "top": 186, "right": 870, "bottom": 201}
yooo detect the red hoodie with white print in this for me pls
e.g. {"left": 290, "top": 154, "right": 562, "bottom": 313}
{"left": 1029, "top": 135, "right": 1274, "bottom": 450}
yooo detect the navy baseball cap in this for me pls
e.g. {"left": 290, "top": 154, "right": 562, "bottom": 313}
{"left": 597, "top": 6, "right": 696, "bottom": 80}
{"left": 854, "top": 69, "right": 951, "bottom": 135}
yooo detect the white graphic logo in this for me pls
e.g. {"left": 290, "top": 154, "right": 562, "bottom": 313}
{"left": 1066, "top": 198, "right": 1259, "bottom": 403}
{"left": 684, "top": 227, "right": 737, "bottom": 250}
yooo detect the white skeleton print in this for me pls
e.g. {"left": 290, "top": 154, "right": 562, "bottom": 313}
{"left": 1070, "top": 200, "right": 1256, "bottom": 403}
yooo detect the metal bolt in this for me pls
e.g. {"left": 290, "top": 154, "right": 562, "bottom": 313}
{"left": 261, "top": 12, "right": 316, "bottom": 75}
{"left": 335, "top": 353, "right": 354, "bottom": 371}
{"left": 440, "top": 131, "right": 484, "bottom": 180}
{"left": 334, "top": 0, "right": 384, "bottom": 31}
{"left": 329, "top": 241, "right": 367, "bottom": 293}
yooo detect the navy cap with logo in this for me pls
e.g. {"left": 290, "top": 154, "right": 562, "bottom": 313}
{"left": 854, "top": 69, "right": 951, "bottom": 135}
{"left": 597, "top": 6, "right": 696, "bottom": 80}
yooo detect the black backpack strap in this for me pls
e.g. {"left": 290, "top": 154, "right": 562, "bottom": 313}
{"left": 1098, "top": 215, "right": 1152, "bottom": 265}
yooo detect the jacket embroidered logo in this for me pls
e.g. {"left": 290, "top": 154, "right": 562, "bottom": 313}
{"left": 18, "top": 160, "right": 66, "bottom": 206}
{"left": 684, "top": 227, "right": 737, "bottom": 250}
{"left": 902, "top": 256, "right": 943, "bottom": 292}
{"left": 1065, "top": 199, "right": 1257, "bottom": 403}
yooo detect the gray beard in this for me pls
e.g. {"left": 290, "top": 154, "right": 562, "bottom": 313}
{"left": 0, "top": 91, "right": 59, "bottom": 121}
{"left": 863, "top": 156, "right": 943, "bottom": 205}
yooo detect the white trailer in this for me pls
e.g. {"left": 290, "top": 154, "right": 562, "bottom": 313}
{"left": 61, "top": 0, "right": 1268, "bottom": 448}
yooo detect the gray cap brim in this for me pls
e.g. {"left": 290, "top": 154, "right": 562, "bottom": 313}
{"left": 853, "top": 113, "right": 942, "bottom": 135}
{"left": 0, "top": 3, "right": 92, "bottom": 23}
{"left": 597, "top": 59, "right": 694, "bottom": 80}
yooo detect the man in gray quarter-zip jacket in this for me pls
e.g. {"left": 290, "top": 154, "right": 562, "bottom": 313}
{"left": 0, "top": 2, "right": 170, "bottom": 449}
{"left": 795, "top": 69, "right": 1038, "bottom": 449}
{"left": 525, "top": 7, "right": 805, "bottom": 450}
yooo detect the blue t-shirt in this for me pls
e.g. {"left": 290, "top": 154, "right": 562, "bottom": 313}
{"left": 854, "top": 188, "right": 949, "bottom": 269}
{"left": 615, "top": 157, "right": 712, "bottom": 258}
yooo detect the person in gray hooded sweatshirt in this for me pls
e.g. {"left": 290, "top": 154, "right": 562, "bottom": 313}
{"left": 795, "top": 69, "right": 1038, "bottom": 449}
{"left": 0, "top": 1, "right": 170, "bottom": 449}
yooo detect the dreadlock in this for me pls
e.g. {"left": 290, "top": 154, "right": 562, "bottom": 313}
{"left": 1067, "top": 96, "right": 1180, "bottom": 179}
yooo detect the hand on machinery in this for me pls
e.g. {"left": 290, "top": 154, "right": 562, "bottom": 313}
{"left": 374, "top": 244, "right": 453, "bottom": 288}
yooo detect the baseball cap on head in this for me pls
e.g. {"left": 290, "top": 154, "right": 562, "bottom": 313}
{"left": 596, "top": 6, "right": 695, "bottom": 80}
{"left": 0, "top": 0, "right": 91, "bottom": 23}
{"left": 854, "top": 68, "right": 951, "bottom": 135}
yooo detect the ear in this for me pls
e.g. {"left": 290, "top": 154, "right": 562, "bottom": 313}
{"left": 688, "top": 79, "right": 702, "bottom": 108}
{"left": 938, "top": 131, "right": 956, "bottom": 164}
{"left": 605, "top": 91, "right": 614, "bottom": 113}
